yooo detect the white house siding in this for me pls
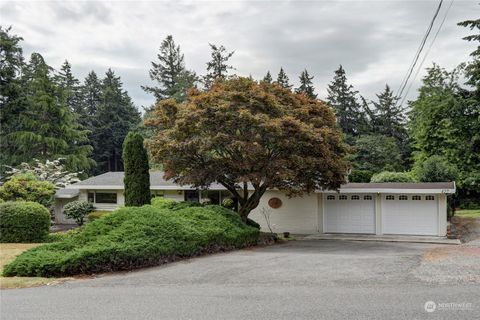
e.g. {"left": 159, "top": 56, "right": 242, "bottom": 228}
{"left": 248, "top": 191, "right": 319, "bottom": 234}
{"left": 54, "top": 197, "right": 78, "bottom": 224}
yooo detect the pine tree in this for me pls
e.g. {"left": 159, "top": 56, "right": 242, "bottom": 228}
{"left": 14, "top": 53, "right": 93, "bottom": 171}
{"left": 91, "top": 69, "right": 141, "bottom": 173}
{"left": 262, "top": 71, "right": 272, "bottom": 83}
{"left": 123, "top": 132, "right": 150, "bottom": 206}
{"left": 142, "top": 35, "right": 196, "bottom": 102}
{"left": 0, "top": 26, "right": 26, "bottom": 171}
{"left": 295, "top": 69, "right": 317, "bottom": 99}
{"left": 326, "top": 65, "right": 365, "bottom": 136}
{"left": 276, "top": 67, "right": 292, "bottom": 90}
{"left": 204, "top": 44, "right": 234, "bottom": 88}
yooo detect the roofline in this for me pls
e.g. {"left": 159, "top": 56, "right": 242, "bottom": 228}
{"left": 320, "top": 188, "right": 456, "bottom": 194}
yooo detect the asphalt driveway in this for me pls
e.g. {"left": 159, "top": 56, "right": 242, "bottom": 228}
{"left": 1, "top": 240, "right": 479, "bottom": 320}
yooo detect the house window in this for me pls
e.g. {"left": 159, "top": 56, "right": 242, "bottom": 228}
{"left": 399, "top": 195, "right": 408, "bottom": 200}
{"left": 184, "top": 190, "right": 200, "bottom": 202}
{"left": 364, "top": 195, "right": 372, "bottom": 200}
{"left": 339, "top": 195, "right": 347, "bottom": 200}
{"left": 351, "top": 195, "right": 360, "bottom": 200}
{"left": 95, "top": 192, "right": 117, "bottom": 204}
{"left": 386, "top": 195, "right": 394, "bottom": 200}
{"left": 426, "top": 195, "right": 435, "bottom": 200}
{"left": 87, "top": 192, "right": 95, "bottom": 203}
{"left": 412, "top": 195, "right": 421, "bottom": 200}
{"left": 326, "top": 195, "right": 335, "bottom": 200}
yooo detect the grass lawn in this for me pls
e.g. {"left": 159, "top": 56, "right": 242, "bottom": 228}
{"left": 456, "top": 209, "right": 480, "bottom": 218}
{"left": 0, "top": 243, "right": 67, "bottom": 289}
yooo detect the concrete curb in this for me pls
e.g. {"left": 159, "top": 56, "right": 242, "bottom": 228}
{"left": 302, "top": 234, "right": 461, "bottom": 245}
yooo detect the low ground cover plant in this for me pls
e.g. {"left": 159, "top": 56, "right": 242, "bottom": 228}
{"left": 3, "top": 199, "right": 259, "bottom": 277}
{"left": 0, "top": 201, "right": 51, "bottom": 243}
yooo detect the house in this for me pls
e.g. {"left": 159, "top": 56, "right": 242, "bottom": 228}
{"left": 54, "top": 171, "right": 456, "bottom": 236}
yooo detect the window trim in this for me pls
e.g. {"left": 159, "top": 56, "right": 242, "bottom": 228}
{"left": 87, "top": 191, "right": 118, "bottom": 204}
{"left": 412, "top": 195, "right": 422, "bottom": 200}
{"left": 363, "top": 195, "right": 373, "bottom": 200}
{"left": 386, "top": 195, "right": 395, "bottom": 200}
{"left": 326, "top": 195, "right": 335, "bottom": 200}
{"left": 425, "top": 195, "right": 435, "bottom": 200}
{"left": 399, "top": 195, "right": 408, "bottom": 200}
{"left": 339, "top": 195, "right": 348, "bottom": 200}
{"left": 351, "top": 195, "right": 360, "bottom": 200}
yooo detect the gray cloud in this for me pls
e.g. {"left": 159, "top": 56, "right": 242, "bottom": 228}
{"left": 2, "top": 0, "right": 477, "bottom": 110}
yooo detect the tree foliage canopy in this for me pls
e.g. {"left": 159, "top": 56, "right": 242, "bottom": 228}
{"left": 146, "top": 77, "right": 348, "bottom": 219}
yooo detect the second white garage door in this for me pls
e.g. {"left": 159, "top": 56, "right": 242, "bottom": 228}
{"left": 382, "top": 194, "right": 438, "bottom": 236}
{"left": 324, "top": 194, "right": 375, "bottom": 234}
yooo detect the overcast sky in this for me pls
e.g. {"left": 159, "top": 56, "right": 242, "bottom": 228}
{"left": 1, "top": 0, "right": 477, "bottom": 110}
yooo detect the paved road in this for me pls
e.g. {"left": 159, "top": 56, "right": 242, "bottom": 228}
{"left": 1, "top": 240, "right": 479, "bottom": 320}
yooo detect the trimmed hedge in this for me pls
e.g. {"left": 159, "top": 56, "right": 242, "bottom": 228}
{"left": 0, "top": 201, "right": 51, "bottom": 243}
{"left": 3, "top": 200, "right": 259, "bottom": 277}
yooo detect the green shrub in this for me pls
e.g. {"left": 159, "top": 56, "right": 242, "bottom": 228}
{"left": 87, "top": 211, "right": 110, "bottom": 221}
{"left": 63, "top": 201, "right": 94, "bottom": 226}
{"left": 348, "top": 170, "right": 373, "bottom": 183}
{"left": 123, "top": 132, "right": 150, "bottom": 206}
{"left": 417, "top": 155, "right": 458, "bottom": 182}
{"left": 222, "top": 198, "right": 235, "bottom": 209}
{"left": 0, "top": 174, "right": 55, "bottom": 208}
{"left": 246, "top": 218, "right": 260, "bottom": 229}
{"left": 151, "top": 197, "right": 202, "bottom": 210}
{"left": 3, "top": 202, "right": 259, "bottom": 277}
{"left": 370, "top": 171, "right": 417, "bottom": 183}
{"left": 0, "top": 201, "right": 51, "bottom": 243}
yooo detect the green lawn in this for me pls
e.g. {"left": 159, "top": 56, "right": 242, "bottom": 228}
{"left": 456, "top": 209, "right": 480, "bottom": 218}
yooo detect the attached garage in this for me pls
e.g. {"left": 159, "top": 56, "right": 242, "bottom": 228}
{"left": 382, "top": 194, "right": 438, "bottom": 236}
{"left": 323, "top": 194, "right": 375, "bottom": 234}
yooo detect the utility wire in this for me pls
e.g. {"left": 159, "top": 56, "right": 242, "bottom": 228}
{"left": 398, "top": 0, "right": 455, "bottom": 107}
{"left": 395, "top": 0, "right": 444, "bottom": 104}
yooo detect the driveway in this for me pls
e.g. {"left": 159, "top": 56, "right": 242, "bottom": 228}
{"left": 1, "top": 240, "right": 479, "bottom": 320}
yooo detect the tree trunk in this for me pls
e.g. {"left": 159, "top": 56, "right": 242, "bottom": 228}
{"left": 237, "top": 187, "right": 266, "bottom": 222}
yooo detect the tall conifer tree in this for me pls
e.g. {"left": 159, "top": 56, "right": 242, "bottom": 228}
{"left": 326, "top": 65, "right": 365, "bottom": 136}
{"left": 276, "top": 67, "right": 292, "bottom": 90}
{"left": 204, "top": 44, "right": 234, "bottom": 88}
{"left": 295, "top": 69, "right": 317, "bottom": 99}
{"left": 143, "top": 35, "right": 196, "bottom": 103}
{"left": 123, "top": 132, "right": 150, "bottom": 206}
{"left": 263, "top": 71, "right": 272, "bottom": 83}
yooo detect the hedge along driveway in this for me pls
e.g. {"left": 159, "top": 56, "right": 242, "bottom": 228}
{"left": 3, "top": 202, "right": 259, "bottom": 277}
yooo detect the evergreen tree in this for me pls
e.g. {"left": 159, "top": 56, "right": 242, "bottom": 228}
{"left": 142, "top": 35, "right": 196, "bottom": 102}
{"left": 371, "top": 85, "right": 406, "bottom": 140}
{"left": 295, "top": 69, "right": 317, "bottom": 99}
{"left": 91, "top": 69, "right": 141, "bottom": 173}
{"left": 0, "top": 26, "right": 26, "bottom": 171}
{"left": 276, "top": 67, "right": 292, "bottom": 89}
{"left": 326, "top": 65, "right": 365, "bottom": 136}
{"left": 82, "top": 71, "right": 101, "bottom": 117}
{"left": 204, "top": 44, "right": 234, "bottom": 88}
{"left": 14, "top": 53, "right": 93, "bottom": 171}
{"left": 123, "top": 132, "right": 150, "bottom": 206}
{"left": 262, "top": 71, "right": 272, "bottom": 83}
{"left": 56, "top": 60, "right": 84, "bottom": 116}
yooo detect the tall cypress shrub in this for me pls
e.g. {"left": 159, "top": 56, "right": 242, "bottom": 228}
{"left": 123, "top": 132, "right": 150, "bottom": 206}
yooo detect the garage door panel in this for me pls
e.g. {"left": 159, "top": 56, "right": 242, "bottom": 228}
{"left": 382, "top": 195, "right": 438, "bottom": 236}
{"left": 324, "top": 194, "right": 375, "bottom": 234}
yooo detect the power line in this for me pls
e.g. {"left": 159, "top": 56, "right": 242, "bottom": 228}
{"left": 395, "top": 0, "right": 444, "bottom": 105}
{"left": 398, "top": 0, "right": 455, "bottom": 107}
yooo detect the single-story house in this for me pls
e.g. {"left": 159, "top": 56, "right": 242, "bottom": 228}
{"left": 55, "top": 171, "right": 455, "bottom": 237}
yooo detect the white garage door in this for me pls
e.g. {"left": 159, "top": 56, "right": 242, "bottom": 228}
{"left": 382, "top": 194, "right": 438, "bottom": 236}
{"left": 324, "top": 194, "right": 375, "bottom": 234}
